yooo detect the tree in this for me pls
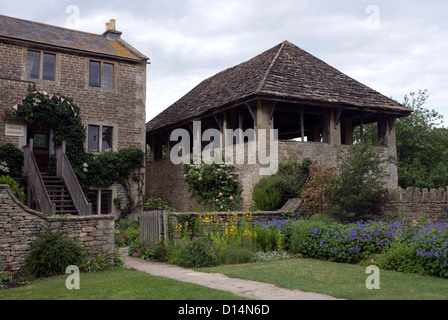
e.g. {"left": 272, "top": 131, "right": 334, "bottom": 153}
{"left": 395, "top": 90, "right": 448, "bottom": 189}
{"left": 329, "top": 142, "right": 391, "bottom": 222}
{"left": 353, "top": 90, "right": 448, "bottom": 189}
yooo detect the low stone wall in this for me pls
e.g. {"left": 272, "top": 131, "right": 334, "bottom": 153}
{"left": 319, "top": 187, "right": 448, "bottom": 225}
{"left": 379, "top": 187, "right": 448, "bottom": 224}
{"left": 0, "top": 184, "right": 115, "bottom": 272}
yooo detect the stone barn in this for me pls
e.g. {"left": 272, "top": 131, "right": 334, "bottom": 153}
{"left": 145, "top": 40, "right": 411, "bottom": 211}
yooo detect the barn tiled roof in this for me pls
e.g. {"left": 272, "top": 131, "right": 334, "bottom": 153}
{"left": 147, "top": 40, "right": 410, "bottom": 133}
{"left": 0, "top": 15, "right": 148, "bottom": 61}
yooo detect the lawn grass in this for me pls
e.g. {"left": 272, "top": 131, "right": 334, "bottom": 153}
{"left": 0, "top": 267, "right": 247, "bottom": 300}
{"left": 2, "top": 257, "right": 447, "bottom": 301}
{"left": 199, "top": 257, "right": 448, "bottom": 300}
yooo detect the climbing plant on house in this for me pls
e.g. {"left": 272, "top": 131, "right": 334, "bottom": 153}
{"left": 4, "top": 88, "right": 145, "bottom": 218}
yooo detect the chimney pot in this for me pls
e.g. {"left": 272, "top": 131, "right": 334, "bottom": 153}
{"left": 103, "top": 19, "right": 122, "bottom": 40}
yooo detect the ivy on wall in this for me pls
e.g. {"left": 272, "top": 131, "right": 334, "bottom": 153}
{"left": 4, "top": 87, "right": 145, "bottom": 218}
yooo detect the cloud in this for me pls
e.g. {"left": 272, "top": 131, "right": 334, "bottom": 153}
{"left": 1, "top": 0, "right": 446, "bottom": 121}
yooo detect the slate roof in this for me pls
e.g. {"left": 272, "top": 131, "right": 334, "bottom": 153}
{"left": 147, "top": 40, "right": 410, "bottom": 134}
{"left": 0, "top": 15, "right": 148, "bottom": 62}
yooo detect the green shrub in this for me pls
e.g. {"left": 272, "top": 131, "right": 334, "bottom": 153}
{"left": 253, "top": 224, "right": 284, "bottom": 252}
{"left": 329, "top": 143, "right": 390, "bottom": 222}
{"left": 297, "top": 219, "right": 407, "bottom": 264}
{"left": 0, "top": 175, "right": 25, "bottom": 203}
{"left": 0, "top": 143, "right": 24, "bottom": 178}
{"left": 374, "top": 241, "right": 425, "bottom": 274}
{"left": 23, "top": 229, "right": 85, "bottom": 278}
{"left": 170, "top": 237, "right": 221, "bottom": 268}
{"left": 251, "top": 176, "right": 283, "bottom": 211}
{"left": 252, "top": 159, "right": 311, "bottom": 211}
{"left": 183, "top": 161, "right": 242, "bottom": 211}
{"left": 223, "top": 245, "right": 255, "bottom": 264}
{"left": 144, "top": 197, "right": 171, "bottom": 211}
{"left": 412, "top": 222, "right": 448, "bottom": 278}
{"left": 115, "top": 220, "right": 140, "bottom": 247}
{"left": 290, "top": 215, "right": 327, "bottom": 254}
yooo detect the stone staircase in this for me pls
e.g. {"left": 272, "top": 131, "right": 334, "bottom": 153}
{"left": 41, "top": 174, "right": 78, "bottom": 215}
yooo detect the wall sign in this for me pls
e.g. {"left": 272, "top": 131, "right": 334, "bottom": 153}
{"left": 5, "top": 124, "right": 25, "bottom": 137}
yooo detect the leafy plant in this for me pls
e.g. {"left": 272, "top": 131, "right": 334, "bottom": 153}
{"left": 329, "top": 142, "right": 391, "bottom": 222}
{"left": 170, "top": 237, "right": 221, "bottom": 268}
{"left": 144, "top": 197, "right": 172, "bottom": 211}
{"left": 23, "top": 229, "right": 85, "bottom": 279}
{"left": 252, "top": 159, "right": 312, "bottom": 211}
{"left": 301, "top": 163, "right": 338, "bottom": 214}
{"left": 115, "top": 220, "right": 141, "bottom": 247}
{"left": 0, "top": 143, "right": 24, "bottom": 178}
{"left": 0, "top": 175, "right": 25, "bottom": 203}
{"left": 183, "top": 161, "right": 242, "bottom": 211}
{"left": 80, "top": 248, "right": 123, "bottom": 272}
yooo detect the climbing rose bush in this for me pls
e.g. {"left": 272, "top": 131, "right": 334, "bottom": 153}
{"left": 301, "top": 163, "right": 338, "bottom": 214}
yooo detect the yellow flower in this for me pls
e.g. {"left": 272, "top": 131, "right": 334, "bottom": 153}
{"left": 230, "top": 196, "right": 234, "bottom": 200}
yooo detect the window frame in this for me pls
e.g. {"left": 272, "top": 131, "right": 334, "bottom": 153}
{"left": 88, "top": 60, "right": 115, "bottom": 89}
{"left": 87, "top": 124, "right": 115, "bottom": 153}
{"left": 26, "top": 49, "right": 56, "bottom": 81}
{"left": 87, "top": 188, "right": 114, "bottom": 215}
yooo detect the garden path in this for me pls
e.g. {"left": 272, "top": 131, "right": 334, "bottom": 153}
{"left": 120, "top": 248, "right": 341, "bottom": 300}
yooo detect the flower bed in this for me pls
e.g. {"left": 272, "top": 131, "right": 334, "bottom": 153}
{"left": 118, "top": 213, "right": 448, "bottom": 278}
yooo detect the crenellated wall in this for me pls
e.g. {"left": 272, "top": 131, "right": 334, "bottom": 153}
{"left": 379, "top": 187, "right": 448, "bottom": 224}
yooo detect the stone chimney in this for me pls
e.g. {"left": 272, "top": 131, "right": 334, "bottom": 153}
{"left": 102, "top": 19, "right": 122, "bottom": 40}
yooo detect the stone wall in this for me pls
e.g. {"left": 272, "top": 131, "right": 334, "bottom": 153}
{"left": 379, "top": 187, "right": 448, "bottom": 224}
{"left": 318, "top": 187, "right": 448, "bottom": 225}
{"left": 145, "top": 158, "right": 199, "bottom": 211}
{"left": 0, "top": 185, "right": 115, "bottom": 272}
{"left": 145, "top": 140, "right": 398, "bottom": 211}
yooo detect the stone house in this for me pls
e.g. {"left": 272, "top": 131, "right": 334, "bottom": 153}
{"left": 146, "top": 40, "right": 412, "bottom": 211}
{"left": 0, "top": 15, "right": 148, "bottom": 217}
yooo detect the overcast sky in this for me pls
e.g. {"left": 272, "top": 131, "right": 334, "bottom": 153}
{"left": 2, "top": 0, "right": 447, "bottom": 123}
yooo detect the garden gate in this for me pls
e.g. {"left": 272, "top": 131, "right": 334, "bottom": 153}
{"left": 140, "top": 210, "right": 169, "bottom": 246}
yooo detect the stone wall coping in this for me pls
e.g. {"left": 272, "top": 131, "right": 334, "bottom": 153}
{"left": 0, "top": 184, "right": 114, "bottom": 221}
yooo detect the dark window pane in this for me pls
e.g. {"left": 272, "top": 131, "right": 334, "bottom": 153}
{"left": 88, "top": 125, "right": 99, "bottom": 152}
{"left": 102, "top": 63, "right": 114, "bottom": 88}
{"left": 33, "top": 134, "right": 47, "bottom": 148}
{"left": 87, "top": 190, "right": 98, "bottom": 215}
{"left": 100, "top": 190, "right": 112, "bottom": 214}
{"left": 89, "top": 61, "right": 101, "bottom": 87}
{"left": 27, "top": 50, "right": 40, "bottom": 79}
{"left": 42, "top": 53, "right": 55, "bottom": 81}
{"left": 102, "top": 126, "right": 113, "bottom": 152}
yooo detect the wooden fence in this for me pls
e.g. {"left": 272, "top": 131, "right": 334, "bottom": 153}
{"left": 140, "top": 210, "right": 169, "bottom": 246}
